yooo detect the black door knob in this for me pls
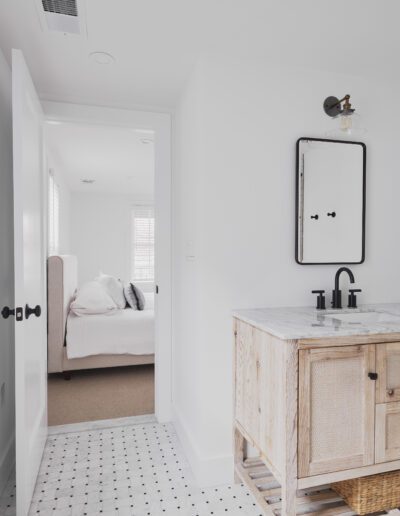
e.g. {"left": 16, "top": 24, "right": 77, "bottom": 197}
{"left": 25, "top": 304, "right": 41, "bottom": 319}
{"left": 1, "top": 306, "right": 15, "bottom": 319}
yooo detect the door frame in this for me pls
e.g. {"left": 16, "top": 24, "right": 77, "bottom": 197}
{"left": 42, "top": 101, "right": 172, "bottom": 422}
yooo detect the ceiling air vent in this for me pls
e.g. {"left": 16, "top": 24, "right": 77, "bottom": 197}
{"left": 42, "top": 0, "right": 78, "bottom": 16}
{"left": 41, "top": 0, "right": 80, "bottom": 34}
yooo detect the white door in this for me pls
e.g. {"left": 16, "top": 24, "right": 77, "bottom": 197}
{"left": 12, "top": 49, "right": 47, "bottom": 515}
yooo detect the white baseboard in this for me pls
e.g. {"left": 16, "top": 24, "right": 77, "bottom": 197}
{"left": 48, "top": 414, "right": 157, "bottom": 435}
{"left": 0, "top": 433, "right": 15, "bottom": 496}
{"left": 172, "top": 405, "right": 234, "bottom": 487}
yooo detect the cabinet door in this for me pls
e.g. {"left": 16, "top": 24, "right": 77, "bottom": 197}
{"left": 376, "top": 343, "right": 400, "bottom": 403}
{"left": 299, "top": 345, "right": 375, "bottom": 477}
{"left": 234, "top": 320, "right": 261, "bottom": 445}
{"left": 375, "top": 402, "right": 400, "bottom": 463}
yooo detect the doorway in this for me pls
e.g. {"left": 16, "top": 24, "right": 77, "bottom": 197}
{"left": 42, "top": 103, "right": 172, "bottom": 424}
{"left": 44, "top": 121, "right": 157, "bottom": 425}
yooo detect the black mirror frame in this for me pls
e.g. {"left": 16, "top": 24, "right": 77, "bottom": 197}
{"left": 295, "top": 137, "right": 366, "bottom": 265}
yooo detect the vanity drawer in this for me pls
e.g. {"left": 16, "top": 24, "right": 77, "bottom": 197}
{"left": 375, "top": 402, "right": 400, "bottom": 463}
{"left": 376, "top": 343, "right": 400, "bottom": 403}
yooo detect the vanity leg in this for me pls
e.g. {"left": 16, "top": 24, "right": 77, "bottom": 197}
{"left": 281, "top": 341, "right": 298, "bottom": 516}
{"left": 233, "top": 426, "right": 245, "bottom": 484}
{"left": 281, "top": 478, "right": 297, "bottom": 516}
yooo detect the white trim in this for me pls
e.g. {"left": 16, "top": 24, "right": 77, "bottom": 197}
{"left": 48, "top": 414, "right": 157, "bottom": 435}
{"left": 42, "top": 101, "right": 172, "bottom": 423}
{"left": 173, "top": 405, "right": 234, "bottom": 487}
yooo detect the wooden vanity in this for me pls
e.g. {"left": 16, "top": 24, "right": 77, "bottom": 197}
{"left": 233, "top": 306, "right": 400, "bottom": 516}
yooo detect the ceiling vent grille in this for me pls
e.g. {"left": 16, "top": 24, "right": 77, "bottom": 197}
{"left": 38, "top": 0, "right": 84, "bottom": 34}
{"left": 42, "top": 0, "right": 78, "bottom": 17}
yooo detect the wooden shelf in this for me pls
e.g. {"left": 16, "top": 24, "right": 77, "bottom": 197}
{"left": 236, "top": 458, "right": 357, "bottom": 516}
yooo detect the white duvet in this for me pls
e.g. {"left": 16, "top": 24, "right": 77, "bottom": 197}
{"left": 66, "top": 308, "right": 154, "bottom": 359}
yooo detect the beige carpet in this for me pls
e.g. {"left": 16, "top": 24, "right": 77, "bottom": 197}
{"left": 48, "top": 365, "right": 154, "bottom": 426}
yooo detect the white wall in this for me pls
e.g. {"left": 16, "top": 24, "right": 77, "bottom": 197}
{"left": 173, "top": 54, "right": 400, "bottom": 485}
{"left": 71, "top": 191, "right": 152, "bottom": 285}
{"left": 0, "top": 48, "right": 15, "bottom": 495}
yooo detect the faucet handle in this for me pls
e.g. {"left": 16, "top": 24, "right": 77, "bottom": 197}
{"left": 312, "top": 290, "right": 326, "bottom": 310}
{"left": 348, "top": 289, "right": 362, "bottom": 309}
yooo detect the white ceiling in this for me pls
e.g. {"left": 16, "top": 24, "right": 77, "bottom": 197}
{"left": 45, "top": 122, "right": 154, "bottom": 197}
{"left": 0, "top": 1, "right": 399, "bottom": 109}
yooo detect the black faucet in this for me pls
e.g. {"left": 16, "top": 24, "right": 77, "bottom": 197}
{"left": 332, "top": 267, "right": 355, "bottom": 309}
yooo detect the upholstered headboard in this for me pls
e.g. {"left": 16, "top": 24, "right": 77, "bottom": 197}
{"left": 47, "top": 255, "right": 77, "bottom": 373}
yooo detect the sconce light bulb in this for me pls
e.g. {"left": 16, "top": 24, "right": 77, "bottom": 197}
{"left": 340, "top": 114, "right": 353, "bottom": 132}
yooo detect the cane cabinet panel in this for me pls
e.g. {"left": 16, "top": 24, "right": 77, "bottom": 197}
{"left": 298, "top": 345, "right": 375, "bottom": 477}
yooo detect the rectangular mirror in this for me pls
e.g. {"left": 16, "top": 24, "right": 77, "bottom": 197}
{"left": 296, "top": 137, "right": 366, "bottom": 264}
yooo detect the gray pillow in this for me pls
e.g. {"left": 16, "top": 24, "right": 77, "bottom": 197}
{"left": 124, "top": 283, "right": 146, "bottom": 310}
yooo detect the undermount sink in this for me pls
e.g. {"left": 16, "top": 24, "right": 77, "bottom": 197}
{"left": 324, "top": 311, "right": 400, "bottom": 325}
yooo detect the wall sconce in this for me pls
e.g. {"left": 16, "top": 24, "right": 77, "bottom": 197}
{"left": 323, "top": 94, "right": 365, "bottom": 137}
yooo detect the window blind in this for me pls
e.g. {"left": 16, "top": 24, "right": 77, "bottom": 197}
{"left": 131, "top": 206, "right": 154, "bottom": 281}
{"left": 48, "top": 171, "right": 60, "bottom": 255}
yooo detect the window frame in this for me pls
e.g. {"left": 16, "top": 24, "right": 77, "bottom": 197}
{"left": 48, "top": 170, "right": 60, "bottom": 256}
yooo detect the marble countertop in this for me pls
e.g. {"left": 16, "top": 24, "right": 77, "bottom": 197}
{"left": 233, "top": 303, "right": 400, "bottom": 340}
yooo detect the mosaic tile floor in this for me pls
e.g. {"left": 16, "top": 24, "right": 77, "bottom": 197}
{"left": 0, "top": 471, "right": 15, "bottom": 516}
{"left": 0, "top": 417, "right": 262, "bottom": 516}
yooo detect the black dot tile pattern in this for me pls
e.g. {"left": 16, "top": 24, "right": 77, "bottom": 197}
{"left": 1, "top": 421, "right": 262, "bottom": 515}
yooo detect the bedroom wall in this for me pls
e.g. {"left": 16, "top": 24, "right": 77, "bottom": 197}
{"left": 172, "top": 54, "right": 400, "bottom": 485}
{"left": 0, "top": 48, "right": 15, "bottom": 495}
{"left": 71, "top": 191, "right": 153, "bottom": 285}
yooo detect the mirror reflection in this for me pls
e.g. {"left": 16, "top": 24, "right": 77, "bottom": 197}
{"left": 296, "top": 138, "right": 366, "bottom": 265}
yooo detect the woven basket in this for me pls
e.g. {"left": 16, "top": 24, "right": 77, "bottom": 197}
{"left": 332, "top": 471, "right": 400, "bottom": 515}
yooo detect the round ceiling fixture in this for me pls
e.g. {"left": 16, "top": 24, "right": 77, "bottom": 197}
{"left": 89, "top": 51, "right": 115, "bottom": 65}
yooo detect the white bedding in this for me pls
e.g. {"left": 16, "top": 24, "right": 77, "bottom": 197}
{"left": 66, "top": 308, "right": 154, "bottom": 359}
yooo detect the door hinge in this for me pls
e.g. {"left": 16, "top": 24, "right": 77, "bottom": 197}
{"left": 155, "top": 285, "right": 159, "bottom": 294}
{"left": 368, "top": 372, "right": 378, "bottom": 381}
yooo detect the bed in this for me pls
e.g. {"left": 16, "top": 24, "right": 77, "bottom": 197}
{"left": 47, "top": 255, "right": 155, "bottom": 374}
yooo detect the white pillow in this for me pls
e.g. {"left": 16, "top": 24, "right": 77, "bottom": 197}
{"left": 95, "top": 273, "right": 126, "bottom": 309}
{"left": 70, "top": 281, "right": 118, "bottom": 316}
